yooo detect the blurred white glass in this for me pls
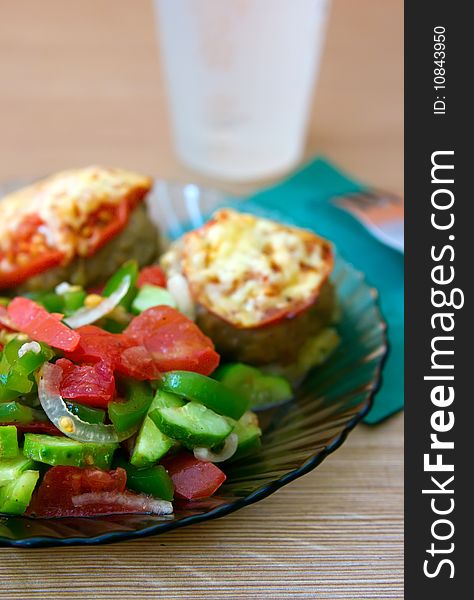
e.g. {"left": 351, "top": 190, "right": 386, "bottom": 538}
{"left": 155, "top": 0, "right": 330, "bottom": 182}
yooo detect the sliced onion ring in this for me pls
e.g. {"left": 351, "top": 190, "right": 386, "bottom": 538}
{"left": 193, "top": 433, "right": 239, "bottom": 463}
{"left": 38, "top": 362, "right": 136, "bottom": 444}
{"left": 71, "top": 491, "right": 173, "bottom": 515}
{"left": 63, "top": 275, "right": 131, "bottom": 329}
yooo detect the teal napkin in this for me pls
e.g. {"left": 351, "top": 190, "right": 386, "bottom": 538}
{"left": 234, "top": 157, "right": 403, "bottom": 424}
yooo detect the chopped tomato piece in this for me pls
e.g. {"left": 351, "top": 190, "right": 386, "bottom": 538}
{"left": 7, "top": 297, "right": 80, "bottom": 351}
{"left": 26, "top": 466, "right": 127, "bottom": 518}
{"left": 64, "top": 325, "right": 135, "bottom": 364}
{"left": 116, "top": 345, "right": 160, "bottom": 380}
{"left": 162, "top": 452, "right": 226, "bottom": 500}
{"left": 137, "top": 265, "right": 167, "bottom": 288}
{"left": 10, "top": 421, "right": 62, "bottom": 436}
{"left": 56, "top": 358, "right": 116, "bottom": 408}
{"left": 64, "top": 326, "right": 159, "bottom": 381}
{"left": 124, "top": 306, "right": 220, "bottom": 376}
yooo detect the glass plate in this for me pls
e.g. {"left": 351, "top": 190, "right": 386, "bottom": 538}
{"left": 0, "top": 180, "right": 387, "bottom": 547}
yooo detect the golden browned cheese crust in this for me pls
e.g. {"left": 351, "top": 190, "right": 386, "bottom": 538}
{"left": 161, "top": 209, "right": 334, "bottom": 329}
{"left": 161, "top": 209, "right": 335, "bottom": 365}
{"left": 0, "top": 166, "right": 152, "bottom": 288}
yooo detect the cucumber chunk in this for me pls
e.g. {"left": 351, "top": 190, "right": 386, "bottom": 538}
{"left": 131, "top": 285, "right": 176, "bottom": 314}
{"left": 23, "top": 434, "right": 118, "bottom": 469}
{"left": 0, "top": 456, "right": 35, "bottom": 485}
{"left": 230, "top": 411, "right": 262, "bottom": 460}
{"left": 150, "top": 401, "right": 233, "bottom": 449}
{"left": 0, "top": 470, "right": 39, "bottom": 515}
{"left": 0, "top": 425, "right": 19, "bottom": 459}
{"left": 131, "top": 390, "right": 184, "bottom": 467}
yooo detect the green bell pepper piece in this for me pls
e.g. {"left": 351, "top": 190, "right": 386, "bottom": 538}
{"left": 158, "top": 371, "right": 249, "bottom": 420}
{"left": 62, "top": 289, "right": 87, "bottom": 314}
{"left": 0, "top": 425, "right": 19, "bottom": 459}
{"left": 213, "top": 363, "right": 293, "bottom": 410}
{"left": 114, "top": 456, "right": 174, "bottom": 501}
{"left": 65, "top": 402, "right": 106, "bottom": 424}
{"left": 0, "top": 401, "right": 41, "bottom": 424}
{"left": 102, "top": 260, "right": 139, "bottom": 310}
{"left": 1, "top": 338, "right": 53, "bottom": 399}
{"left": 108, "top": 380, "right": 153, "bottom": 433}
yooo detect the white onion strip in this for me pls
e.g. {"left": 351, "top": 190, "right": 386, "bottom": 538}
{"left": 39, "top": 362, "right": 136, "bottom": 444}
{"left": 166, "top": 273, "right": 196, "bottom": 321}
{"left": 71, "top": 492, "right": 173, "bottom": 515}
{"left": 194, "top": 433, "right": 238, "bottom": 463}
{"left": 63, "top": 275, "right": 131, "bottom": 329}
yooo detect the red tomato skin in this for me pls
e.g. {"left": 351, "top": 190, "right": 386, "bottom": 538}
{"left": 116, "top": 345, "right": 160, "bottom": 380}
{"left": 64, "top": 326, "right": 159, "bottom": 381}
{"left": 64, "top": 325, "right": 135, "bottom": 364}
{"left": 137, "top": 265, "right": 167, "bottom": 288}
{"left": 7, "top": 297, "right": 80, "bottom": 351}
{"left": 56, "top": 358, "right": 116, "bottom": 408}
{"left": 162, "top": 452, "right": 226, "bottom": 500}
{"left": 8, "top": 422, "right": 62, "bottom": 436}
{"left": 26, "top": 466, "right": 127, "bottom": 518}
{"left": 124, "top": 306, "right": 220, "bottom": 376}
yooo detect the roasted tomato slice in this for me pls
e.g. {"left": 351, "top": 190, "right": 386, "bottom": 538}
{"left": 124, "top": 306, "right": 220, "bottom": 376}
{"left": 162, "top": 452, "right": 226, "bottom": 500}
{"left": 7, "top": 297, "right": 80, "bottom": 352}
{"left": 84, "top": 202, "right": 129, "bottom": 257}
{"left": 0, "top": 215, "right": 64, "bottom": 290}
{"left": 27, "top": 466, "right": 127, "bottom": 518}
{"left": 64, "top": 326, "right": 159, "bottom": 381}
{"left": 137, "top": 265, "right": 167, "bottom": 288}
{"left": 56, "top": 358, "right": 116, "bottom": 408}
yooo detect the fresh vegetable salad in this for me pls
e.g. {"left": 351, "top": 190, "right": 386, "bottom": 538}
{"left": 0, "top": 261, "right": 294, "bottom": 518}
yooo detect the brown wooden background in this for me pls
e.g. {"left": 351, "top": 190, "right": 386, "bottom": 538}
{"left": 0, "top": 1, "right": 403, "bottom": 598}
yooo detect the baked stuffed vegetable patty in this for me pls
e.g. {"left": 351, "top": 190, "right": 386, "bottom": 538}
{"left": 0, "top": 167, "right": 159, "bottom": 292}
{"left": 161, "top": 209, "right": 336, "bottom": 366}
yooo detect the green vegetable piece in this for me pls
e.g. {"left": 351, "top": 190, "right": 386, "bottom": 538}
{"left": 114, "top": 457, "right": 174, "bottom": 501}
{"left": 66, "top": 402, "right": 106, "bottom": 425}
{"left": 214, "top": 363, "right": 293, "bottom": 409}
{"left": 0, "top": 401, "right": 36, "bottom": 424}
{"left": 0, "top": 425, "right": 19, "bottom": 459}
{"left": 131, "top": 390, "right": 184, "bottom": 467}
{"left": 0, "top": 470, "right": 39, "bottom": 515}
{"left": 108, "top": 380, "right": 153, "bottom": 433}
{"left": 159, "top": 371, "right": 249, "bottom": 420}
{"left": 23, "top": 434, "right": 118, "bottom": 469}
{"left": 103, "top": 260, "right": 139, "bottom": 309}
{"left": 0, "top": 455, "right": 35, "bottom": 486}
{"left": 1, "top": 338, "right": 53, "bottom": 398}
{"left": 62, "top": 289, "right": 87, "bottom": 314}
{"left": 230, "top": 411, "right": 262, "bottom": 460}
{"left": 39, "top": 292, "right": 65, "bottom": 313}
{"left": 150, "top": 401, "right": 233, "bottom": 449}
{"left": 131, "top": 285, "right": 177, "bottom": 315}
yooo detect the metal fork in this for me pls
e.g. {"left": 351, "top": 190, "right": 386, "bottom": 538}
{"left": 332, "top": 190, "right": 404, "bottom": 253}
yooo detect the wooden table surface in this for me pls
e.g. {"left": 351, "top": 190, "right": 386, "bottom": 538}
{"left": 0, "top": 1, "right": 403, "bottom": 598}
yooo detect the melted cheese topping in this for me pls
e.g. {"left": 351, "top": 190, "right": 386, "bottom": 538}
{"left": 0, "top": 166, "right": 151, "bottom": 269}
{"left": 161, "top": 209, "right": 333, "bottom": 328}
